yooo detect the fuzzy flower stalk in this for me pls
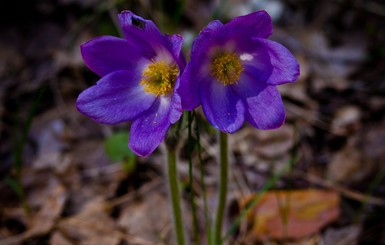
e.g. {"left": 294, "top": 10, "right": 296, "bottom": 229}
{"left": 76, "top": 11, "right": 185, "bottom": 157}
{"left": 178, "top": 10, "right": 300, "bottom": 244}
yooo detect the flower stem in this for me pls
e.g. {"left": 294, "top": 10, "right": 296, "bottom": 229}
{"left": 214, "top": 131, "right": 228, "bottom": 245}
{"left": 196, "top": 115, "right": 212, "bottom": 245}
{"left": 187, "top": 112, "right": 199, "bottom": 245}
{"left": 167, "top": 148, "right": 186, "bottom": 245}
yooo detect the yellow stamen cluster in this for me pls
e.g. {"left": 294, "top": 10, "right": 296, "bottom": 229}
{"left": 211, "top": 52, "right": 244, "bottom": 86}
{"left": 140, "top": 61, "right": 179, "bottom": 96}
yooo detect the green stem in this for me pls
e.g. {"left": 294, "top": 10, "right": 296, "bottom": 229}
{"left": 188, "top": 112, "right": 199, "bottom": 244}
{"left": 167, "top": 148, "right": 186, "bottom": 245}
{"left": 214, "top": 131, "right": 228, "bottom": 245}
{"left": 196, "top": 114, "right": 212, "bottom": 245}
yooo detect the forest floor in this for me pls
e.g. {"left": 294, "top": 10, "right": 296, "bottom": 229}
{"left": 1, "top": 0, "right": 385, "bottom": 244}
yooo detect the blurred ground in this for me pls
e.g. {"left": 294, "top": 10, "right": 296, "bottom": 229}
{"left": 1, "top": 0, "right": 385, "bottom": 244}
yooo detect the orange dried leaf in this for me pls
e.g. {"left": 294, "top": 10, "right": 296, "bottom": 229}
{"left": 240, "top": 189, "right": 340, "bottom": 240}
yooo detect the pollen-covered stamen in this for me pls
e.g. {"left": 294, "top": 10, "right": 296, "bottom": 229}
{"left": 140, "top": 60, "right": 179, "bottom": 96}
{"left": 211, "top": 52, "right": 244, "bottom": 86}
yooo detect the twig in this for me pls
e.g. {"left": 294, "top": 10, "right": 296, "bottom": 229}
{"left": 294, "top": 170, "right": 385, "bottom": 206}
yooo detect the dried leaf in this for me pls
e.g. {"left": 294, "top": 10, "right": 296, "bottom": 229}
{"left": 327, "top": 124, "right": 385, "bottom": 184}
{"left": 327, "top": 136, "right": 366, "bottom": 183}
{"left": 50, "top": 231, "right": 75, "bottom": 245}
{"left": 240, "top": 189, "right": 340, "bottom": 240}
{"left": 331, "top": 106, "right": 361, "bottom": 136}
{"left": 26, "top": 176, "right": 67, "bottom": 237}
{"left": 323, "top": 224, "right": 361, "bottom": 245}
{"left": 117, "top": 192, "right": 171, "bottom": 243}
{"left": 235, "top": 124, "right": 295, "bottom": 176}
{"left": 59, "top": 197, "right": 121, "bottom": 245}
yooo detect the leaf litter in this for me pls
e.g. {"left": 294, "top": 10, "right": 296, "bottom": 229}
{"left": 1, "top": 0, "right": 385, "bottom": 244}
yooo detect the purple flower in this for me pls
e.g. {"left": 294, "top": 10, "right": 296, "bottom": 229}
{"left": 76, "top": 11, "right": 185, "bottom": 157}
{"left": 179, "top": 10, "right": 299, "bottom": 133}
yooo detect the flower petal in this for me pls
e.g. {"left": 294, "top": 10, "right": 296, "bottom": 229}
{"left": 226, "top": 10, "right": 273, "bottom": 38}
{"left": 199, "top": 20, "right": 224, "bottom": 35}
{"left": 169, "top": 79, "right": 183, "bottom": 124}
{"left": 167, "top": 34, "right": 183, "bottom": 58}
{"left": 179, "top": 61, "right": 205, "bottom": 110}
{"left": 167, "top": 34, "right": 186, "bottom": 69}
{"left": 244, "top": 86, "right": 286, "bottom": 129}
{"left": 80, "top": 36, "right": 141, "bottom": 77}
{"left": 254, "top": 38, "right": 300, "bottom": 85}
{"left": 118, "top": 10, "right": 162, "bottom": 38}
{"left": 76, "top": 70, "right": 156, "bottom": 124}
{"left": 118, "top": 11, "right": 169, "bottom": 60}
{"left": 129, "top": 97, "right": 172, "bottom": 157}
{"left": 192, "top": 20, "right": 224, "bottom": 55}
{"left": 179, "top": 21, "right": 225, "bottom": 111}
{"left": 201, "top": 80, "right": 245, "bottom": 133}
{"left": 231, "top": 68, "right": 268, "bottom": 98}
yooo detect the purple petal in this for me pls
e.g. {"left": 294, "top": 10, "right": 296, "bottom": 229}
{"left": 225, "top": 10, "right": 273, "bottom": 38}
{"left": 167, "top": 34, "right": 183, "bottom": 58}
{"left": 201, "top": 20, "right": 224, "bottom": 34}
{"left": 76, "top": 70, "right": 156, "bottom": 124}
{"left": 235, "top": 41, "right": 274, "bottom": 82}
{"left": 254, "top": 38, "right": 300, "bottom": 85}
{"left": 118, "top": 10, "right": 162, "bottom": 38}
{"left": 169, "top": 79, "right": 183, "bottom": 124}
{"left": 231, "top": 68, "right": 268, "bottom": 98}
{"left": 80, "top": 36, "right": 141, "bottom": 77}
{"left": 118, "top": 11, "right": 169, "bottom": 60}
{"left": 179, "top": 61, "right": 205, "bottom": 110}
{"left": 122, "top": 27, "right": 160, "bottom": 60}
{"left": 188, "top": 20, "right": 225, "bottom": 66}
{"left": 179, "top": 21, "right": 225, "bottom": 111}
{"left": 167, "top": 34, "right": 186, "bottom": 70}
{"left": 192, "top": 20, "right": 224, "bottom": 54}
{"left": 244, "top": 86, "right": 286, "bottom": 130}
{"left": 129, "top": 97, "right": 172, "bottom": 157}
{"left": 201, "top": 80, "right": 245, "bottom": 133}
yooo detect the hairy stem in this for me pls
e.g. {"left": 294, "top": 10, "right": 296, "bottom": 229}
{"left": 167, "top": 148, "right": 186, "bottom": 245}
{"left": 196, "top": 115, "right": 213, "bottom": 245}
{"left": 187, "top": 112, "right": 199, "bottom": 244}
{"left": 214, "top": 131, "right": 228, "bottom": 245}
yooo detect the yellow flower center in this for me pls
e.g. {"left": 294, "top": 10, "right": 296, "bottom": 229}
{"left": 140, "top": 60, "right": 179, "bottom": 96}
{"left": 211, "top": 52, "right": 244, "bottom": 86}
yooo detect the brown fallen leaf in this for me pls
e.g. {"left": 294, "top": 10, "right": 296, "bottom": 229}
{"left": 240, "top": 189, "right": 340, "bottom": 241}
{"left": 234, "top": 124, "right": 295, "bottom": 172}
{"left": 27, "top": 177, "right": 67, "bottom": 236}
{"left": 50, "top": 231, "right": 75, "bottom": 245}
{"left": 327, "top": 124, "right": 385, "bottom": 184}
{"left": 327, "top": 136, "right": 367, "bottom": 183}
{"left": 323, "top": 224, "right": 361, "bottom": 245}
{"left": 58, "top": 197, "right": 121, "bottom": 245}
{"left": 0, "top": 173, "right": 67, "bottom": 245}
{"left": 117, "top": 192, "right": 171, "bottom": 243}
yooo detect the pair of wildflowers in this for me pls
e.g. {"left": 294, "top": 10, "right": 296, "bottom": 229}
{"left": 77, "top": 10, "right": 300, "bottom": 157}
